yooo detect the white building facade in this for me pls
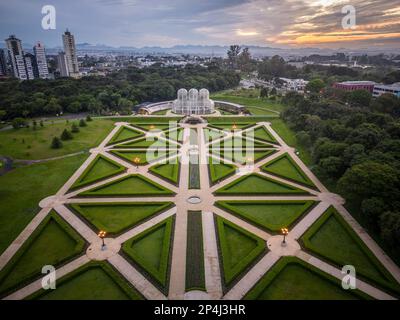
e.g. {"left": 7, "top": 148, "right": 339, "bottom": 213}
{"left": 373, "top": 83, "right": 400, "bottom": 98}
{"left": 33, "top": 42, "right": 49, "bottom": 79}
{"left": 62, "top": 30, "right": 79, "bottom": 78}
{"left": 172, "top": 88, "right": 215, "bottom": 115}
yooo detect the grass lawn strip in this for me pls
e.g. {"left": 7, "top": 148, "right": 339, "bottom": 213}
{"left": 78, "top": 174, "right": 174, "bottom": 197}
{"left": 261, "top": 153, "right": 316, "bottom": 189}
{"left": 110, "top": 149, "right": 178, "bottom": 165}
{"left": 244, "top": 257, "right": 370, "bottom": 300}
{"left": 243, "top": 126, "right": 279, "bottom": 145}
{"left": 186, "top": 211, "right": 206, "bottom": 292}
{"left": 114, "top": 136, "right": 179, "bottom": 149}
{"left": 149, "top": 160, "right": 180, "bottom": 185}
{"left": 215, "top": 216, "right": 266, "bottom": 287}
{"left": 130, "top": 123, "right": 177, "bottom": 132}
{"left": 107, "top": 126, "right": 144, "bottom": 145}
{"left": 215, "top": 200, "right": 317, "bottom": 232}
{"left": 70, "top": 154, "right": 126, "bottom": 190}
{"left": 210, "top": 149, "right": 276, "bottom": 165}
{"left": 215, "top": 173, "right": 310, "bottom": 196}
{"left": 208, "top": 157, "right": 237, "bottom": 184}
{"left": 211, "top": 137, "right": 271, "bottom": 149}
{"left": 0, "top": 211, "right": 85, "bottom": 296}
{"left": 69, "top": 202, "right": 174, "bottom": 236}
{"left": 301, "top": 206, "right": 400, "bottom": 294}
{"left": 164, "top": 128, "right": 184, "bottom": 143}
{"left": 122, "top": 216, "right": 174, "bottom": 291}
{"left": 203, "top": 128, "right": 226, "bottom": 143}
{"left": 28, "top": 261, "right": 143, "bottom": 300}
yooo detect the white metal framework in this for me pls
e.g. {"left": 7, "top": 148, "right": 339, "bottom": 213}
{"left": 172, "top": 88, "right": 215, "bottom": 115}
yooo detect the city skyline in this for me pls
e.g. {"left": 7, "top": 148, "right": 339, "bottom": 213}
{"left": 0, "top": 0, "right": 399, "bottom": 50}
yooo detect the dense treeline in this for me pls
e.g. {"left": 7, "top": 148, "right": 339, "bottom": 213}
{"left": 0, "top": 64, "right": 240, "bottom": 120}
{"left": 282, "top": 90, "right": 400, "bottom": 257}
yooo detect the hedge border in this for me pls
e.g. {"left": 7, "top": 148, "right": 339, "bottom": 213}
{"left": 70, "top": 154, "right": 126, "bottom": 191}
{"left": 79, "top": 174, "right": 175, "bottom": 197}
{"left": 215, "top": 200, "right": 317, "bottom": 233}
{"left": 130, "top": 122, "right": 178, "bottom": 133}
{"left": 207, "top": 157, "right": 237, "bottom": 185}
{"left": 164, "top": 127, "right": 184, "bottom": 144}
{"left": 261, "top": 153, "right": 317, "bottom": 190}
{"left": 243, "top": 256, "right": 372, "bottom": 300}
{"left": 26, "top": 261, "right": 145, "bottom": 300}
{"left": 115, "top": 136, "right": 180, "bottom": 149}
{"left": 185, "top": 211, "right": 206, "bottom": 292}
{"left": 121, "top": 216, "right": 175, "bottom": 295}
{"left": 243, "top": 126, "right": 279, "bottom": 145}
{"left": 109, "top": 149, "right": 178, "bottom": 166}
{"left": 210, "top": 148, "right": 277, "bottom": 165}
{"left": 215, "top": 215, "right": 267, "bottom": 289}
{"left": 0, "top": 211, "right": 86, "bottom": 298}
{"left": 68, "top": 202, "right": 174, "bottom": 237}
{"left": 214, "top": 173, "right": 311, "bottom": 196}
{"left": 107, "top": 126, "right": 144, "bottom": 146}
{"left": 149, "top": 158, "right": 181, "bottom": 186}
{"left": 300, "top": 206, "right": 400, "bottom": 296}
{"left": 203, "top": 127, "right": 226, "bottom": 144}
{"left": 210, "top": 136, "right": 271, "bottom": 149}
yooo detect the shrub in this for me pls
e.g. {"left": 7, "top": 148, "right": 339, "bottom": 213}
{"left": 71, "top": 123, "right": 80, "bottom": 133}
{"left": 12, "top": 118, "right": 27, "bottom": 129}
{"left": 86, "top": 115, "right": 93, "bottom": 122}
{"left": 79, "top": 119, "right": 87, "bottom": 127}
{"left": 51, "top": 137, "right": 63, "bottom": 149}
{"left": 60, "top": 129, "right": 73, "bottom": 141}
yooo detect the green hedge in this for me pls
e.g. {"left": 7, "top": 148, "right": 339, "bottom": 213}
{"left": 149, "top": 160, "right": 181, "bottom": 186}
{"left": 79, "top": 174, "right": 175, "bottom": 197}
{"left": 244, "top": 257, "right": 371, "bottom": 300}
{"left": 70, "top": 154, "right": 126, "bottom": 190}
{"left": 0, "top": 211, "right": 86, "bottom": 297}
{"left": 215, "top": 216, "right": 266, "bottom": 288}
{"left": 301, "top": 206, "right": 400, "bottom": 295}
{"left": 215, "top": 200, "right": 316, "bottom": 233}
{"left": 107, "top": 126, "right": 144, "bottom": 145}
{"left": 27, "top": 261, "right": 144, "bottom": 300}
{"left": 122, "top": 216, "right": 174, "bottom": 293}
{"left": 208, "top": 159, "right": 237, "bottom": 185}
{"left": 186, "top": 212, "right": 206, "bottom": 292}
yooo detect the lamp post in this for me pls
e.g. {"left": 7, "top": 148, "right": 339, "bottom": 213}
{"left": 98, "top": 230, "right": 107, "bottom": 250}
{"left": 232, "top": 124, "right": 237, "bottom": 131}
{"left": 281, "top": 228, "right": 289, "bottom": 246}
{"left": 247, "top": 157, "right": 254, "bottom": 170}
{"left": 149, "top": 125, "right": 155, "bottom": 130}
{"left": 133, "top": 157, "right": 141, "bottom": 169}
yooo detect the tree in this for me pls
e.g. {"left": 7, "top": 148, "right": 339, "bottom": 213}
{"left": 32, "top": 120, "right": 37, "bottom": 130}
{"left": 318, "top": 156, "right": 345, "bottom": 177}
{"left": 338, "top": 161, "right": 399, "bottom": 200}
{"left": 0, "top": 110, "right": 6, "bottom": 120}
{"left": 51, "top": 137, "right": 63, "bottom": 149}
{"left": 86, "top": 115, "right": 92, "bottom": 122}
{"left": 380, "top": 211, "right": 400, "bottom": 250}
{"left": 260, "top": 87, "right": 269, "bottom": 99}
{"left": 237, "top": 47, "right": 254, "bottom": 72}
{"left": 12, "top": 117, "right": 27, "bottom": 129}
{"left": 295, "top": 131, "right": 312, "bottom": 148}
{"left": 345, "top": 123, "right": 385, "bottom": 149}
{"left": 71, "top": 123, "right": 80, "bottom": 133}
{"left": 361, "top": 197, "right": 386, "bottom": 229}
{"left": 227, "top": 45, "right": 241, "bottom": 69}
{"left": 270, "top": 88, "right": 277, "bottom": 96}
{"left": 60, "top": 129, "right": 73, "bottom": 141}
{"left": 79, "top": 119, "right": 87, "bottom": 127}
{"left": 44, "top": 98, "right": 62, "bottom": 115}
{"left": 40, "top": 120, "right": 44, "bottom": 127}
{"left": 306, "top": 79, "right": 325, "bottom": 93}
{"left": 346, "top": 90, "right": 372, "bottom": 107}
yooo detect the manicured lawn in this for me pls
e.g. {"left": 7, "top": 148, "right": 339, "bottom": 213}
{"left": 30, "top": 262, "right": 143, "bottom": 300}
{"left": 213, "top": 137, "right": 271, "bottom": 149}
{"left": 211, "top": 149, "right": 276, "bottom": 165}
{"left": 149, "top": 161, "right": 180, "bottom": 185}
{"left": 0, "top": 153, "right": 87, "bottom": 255}
{"left": 246, "top": 106, "right": 280, "bottom": 116}
{"left": 216, "top": 216, "right": 266, "bottom": 287}
{"left": 269, "top": 119, "right": 311, "bottom": 166}
{"left": 122, "top": 216, "right": 174, "bottom": 291}
{"left": 70, "top": 202, "right": 173, "bottom": 235}
{"left": 108, "top": 126, "right": 144, "bottom": 145}
{"left": 210, "top": 94, "right": 286, "bottom": 113}
{"left": 71, "top": 154, "right": 126, "bottom": 190}
{"left": 244, "top": 257, "right": 368, "bottom": 300}
{"left": 244, "top": 126, "right": 278, "bottom": 144}
{"left": 0, "top": 119, "right": 115, "bottom": 160}
{"left": 215, "top": 174, "right": 310, "bottom": 195}
{"left": 203, "top": 128, "right": 225, "bottom": 143}
{"left": 186, "top": 212, "right": 206, "bottom": 291}
{"left": 208, "top": 157, "right": 237, "bottom": 184}
{"left": 262, "top": 153, "right": 316, "bottom": 188}
{"left": 216, "top": 200, "right": 316, "bottom": 232}
{"left": 116, "top": 137, "right": 178, "bottom": 149}
{"left": 110, "top": 149, "right": 177, "bottom": 165}
{"left": 79, "top": 174, "right": 174, "bottom": 197}
{"left": 164, "top": 128, "right": 184, "bottom": 143}
{"left": 131, "top": 123, "right": 176, "bottom": 132}
{"left": 301, "top": 207, "right": 400, "bottom": 294}
{"left": 208, "top": 123, "right": 253, "bottom": 131}
{"left": 0, "top": 212, "right": 85, "bottom": 295}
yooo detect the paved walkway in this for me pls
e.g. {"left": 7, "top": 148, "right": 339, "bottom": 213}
{"left": 1, "top": 120, "right": 400, "bottom": 301}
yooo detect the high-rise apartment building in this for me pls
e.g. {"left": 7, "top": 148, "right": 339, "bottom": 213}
{"left": 33, "top": 42, "right": 49, "bottom": 79}
{"left": 62, "top": 30, "right": 79, "bottom": 78}
{"left": 5, "top": 35, "right": 31, "bottom": 80}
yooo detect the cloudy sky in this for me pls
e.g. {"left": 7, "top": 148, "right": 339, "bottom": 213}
{"left": 0, "top": 0, "right": 399, "bottom": 49}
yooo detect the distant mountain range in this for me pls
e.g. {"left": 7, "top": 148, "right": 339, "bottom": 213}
{"left": 1, "top": 42, "right": 399, "bottom": 57}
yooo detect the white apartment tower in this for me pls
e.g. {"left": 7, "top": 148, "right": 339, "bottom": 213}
{"left": 62, "top": 30, "right": 79, "bottom": 78}
{"left": 5, "top": 35, "right": 32, "bottom": 80}
{"left": 33, "top": 42, "right": 49, "bottom": 79}
{"left": 57, "top": 52, "right": 69, "bottom": 77}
